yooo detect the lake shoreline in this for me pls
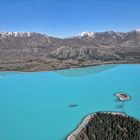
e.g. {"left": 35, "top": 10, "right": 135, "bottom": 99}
{"left": 66, "top": 111, "right": 140, "bottom": 140}
{"left": 66, "top": 112, "right": 125, "bottom": 140}
{"left": 0, "top": 61, "right": 140, "bottom": 72}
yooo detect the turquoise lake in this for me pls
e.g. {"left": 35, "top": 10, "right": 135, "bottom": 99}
{"left": 0, "top": 64, "right": 140, "bottom": 140}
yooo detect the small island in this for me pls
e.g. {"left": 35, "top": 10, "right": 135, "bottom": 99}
{"left": 115, "top": 92, "right": 131, "bottom": 101}
{"left": 67, "top": 112, "right": 140, "bottom": 140}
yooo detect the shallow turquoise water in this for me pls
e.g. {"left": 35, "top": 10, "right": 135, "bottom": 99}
{"left": 0, "top": 64, "right": 140, "bottom": 140}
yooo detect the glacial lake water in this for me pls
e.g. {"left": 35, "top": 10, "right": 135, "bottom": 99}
{"left": 0, "top": 64, "right": 140, "bottom": 140}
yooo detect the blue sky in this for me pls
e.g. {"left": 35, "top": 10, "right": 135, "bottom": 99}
{"left": 0, "top": 0, "right": 140, "bottom": 37}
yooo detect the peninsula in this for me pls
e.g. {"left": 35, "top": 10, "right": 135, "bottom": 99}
{"left": 67, "top": 112, "right": 140, "bottom": 140}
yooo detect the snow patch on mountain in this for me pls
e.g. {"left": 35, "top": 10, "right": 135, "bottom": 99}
{"left": 135, "top": 29, "right": 140, "bottom": 34}
{"left": 0, "top": 32, "right": 32, "bottom": 38}
{"left": 78, "top": 32, "right": 95, "bottom": 38}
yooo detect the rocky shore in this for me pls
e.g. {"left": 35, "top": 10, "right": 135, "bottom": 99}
{"left": 115, "top": 92, "right": 131, "bottom": 101}
{"left": 0, "top": 60, "right": 139, "bottom": 72}
{"left": 67, "top": 112, "right": 140, "bottom": 140}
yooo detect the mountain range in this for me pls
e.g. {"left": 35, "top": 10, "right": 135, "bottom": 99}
{"left": 0, "top": 29, "right": 140, "bottom": 71}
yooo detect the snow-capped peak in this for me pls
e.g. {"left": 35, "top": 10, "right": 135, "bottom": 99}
{"left": 135, "top": 29, "right": 140, "bottom": 34}
{"left": 135, "top": 29, "right": 140, "bottom": 32}
{"left": 0, "top": 32, "right": 32, "bottom": 38}
{"left": 78, "top": 32, "right": 95, "bottom": 38}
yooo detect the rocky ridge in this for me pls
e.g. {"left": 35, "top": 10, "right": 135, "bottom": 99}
{"left": 0, "top": 30, "right": 140, "bottom": 71}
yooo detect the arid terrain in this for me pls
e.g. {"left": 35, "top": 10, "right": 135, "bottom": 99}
{"left": 1, "top": 30, "right": 140, "bottom": 71}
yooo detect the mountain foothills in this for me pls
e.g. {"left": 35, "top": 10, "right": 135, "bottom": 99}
{"left": 0, "top": 29, "right": 140, "bottom": 71}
